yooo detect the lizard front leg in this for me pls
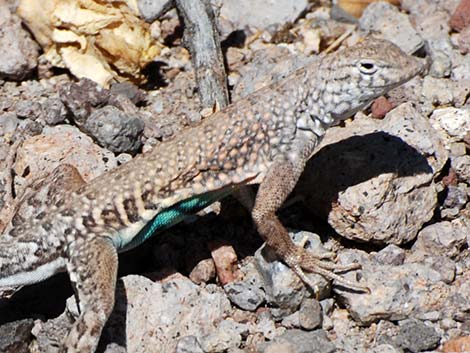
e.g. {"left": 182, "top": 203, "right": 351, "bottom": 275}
{"left": 62, "top": 236, "right": 118, "bottom": 353}
{"left": 251, "top": 159, "right": 369, "bottom": 293}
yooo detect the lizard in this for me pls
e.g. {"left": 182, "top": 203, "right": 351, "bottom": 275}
{"left": 0, "top": 38, "right": 425, "bottom": 353}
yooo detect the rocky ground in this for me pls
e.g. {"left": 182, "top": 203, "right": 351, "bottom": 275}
{"left": 0, "top": 0, "right": 470, "bottom": 352}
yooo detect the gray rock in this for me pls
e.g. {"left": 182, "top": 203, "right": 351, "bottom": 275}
{"left": 298, "top": 298, "right": 322, "bottom": 330}
{"left": 33, "top": 310, "right": 73, "bottom": 353}
{"left": 421, "top": 77, "right": 456, "bottom": 110}
{"left": 0, "top": 3, "right": 38, "bottom": 80}
{"left": 137, "top": 0, "right": 173, "bottom": 22}
{"left": 220, "top": 0, "right": 308, "bottom": 34}
{"left": 334, "top": 250, "right": 451, "bottom": 324}
{"left": 443, "top": 185, "right": 468, "bottom": 210}
{"left": 101, "top": 274, "right": 232, "bottom": 352}
{"left": 299, "top": 103, "right": 448, "bottom": 245}
{"left": 422, "top": 256, "right": 456, "bottom": 284}
{"left": 359, "top": 2, "right": 423, "bottom": 54}
{"left": 224, "top": 261, "right": 266, "bottom": 311}
{"left": 59, "top": 79, "right": 111, "bottom": 125}
{"left": 84, "top": 105, "right": 144, "bottom": 153}
{"left": 15, "top": 100, "right": 41, "bottom": 120}
{"left": 256, "top": 313, "right": 284, "bottom": 340}
{"left": 0, "top": 319, "right": 34, "bottom": 353}
{"left": 176, "top": 336, "right": 204, "bottom": 353}
{"left": 451, "top": 155, "right": 470, "bottom": 181}
{"left": 254, "top": 231, "right": 330, "bottom": 318}
{"left": 394, "top": 319, "right": 440, "bottom": 352}
{"left": 258, "top": 329, "right": 335, "bottom": 353}
{"left": 412, "top": 220, "right": 468, "bottom": 258}
{"left": 0, "top": 112, "right": 18, "bottom": 135}
{"left": 413, "top": 12, "right": 453, "bottom": 78}
{"left": 199, "top": 319, "right": 243, "bottom": 352}
{"left": 42, "top": 96, "right": 68, "bottom": 125}
{"left": 374, "top": 245, "right": 406, "bottom": 266}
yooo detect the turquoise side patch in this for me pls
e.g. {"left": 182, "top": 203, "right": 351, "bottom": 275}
{"left": 120, "top": 188, "right": 233, "bottom": 252}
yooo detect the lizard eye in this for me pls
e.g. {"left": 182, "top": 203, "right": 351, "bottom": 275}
{"left": 358, "top": 60, "right": 378, "bottom": 75}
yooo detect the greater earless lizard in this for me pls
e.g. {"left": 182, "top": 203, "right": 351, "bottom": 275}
{"left": 0, "top": 39, "right": 425, "bottom": 352}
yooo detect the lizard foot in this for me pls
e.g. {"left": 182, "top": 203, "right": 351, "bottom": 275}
{"left": 285, "top": 244, "right": 370, "bottom": 294}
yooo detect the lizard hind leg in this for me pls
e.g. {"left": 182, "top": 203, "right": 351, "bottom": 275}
{"left": 62, "top": 236, "right": 118, "bottom": 353}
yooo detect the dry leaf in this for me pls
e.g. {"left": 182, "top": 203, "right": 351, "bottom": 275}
{"left": 17, "top": 0, "right": 162, "bottom": 87}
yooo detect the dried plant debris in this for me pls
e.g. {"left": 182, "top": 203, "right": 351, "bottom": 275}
{"left": 17, "top": 0, "right": 162, "bottom": 86}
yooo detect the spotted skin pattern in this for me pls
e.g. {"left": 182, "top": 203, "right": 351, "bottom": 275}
{"left": 0, "top": 39, "right": 425, "bottom": 353}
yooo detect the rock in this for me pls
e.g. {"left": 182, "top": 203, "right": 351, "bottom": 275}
{"left": 449, "top": 0, "right": 470, "bottom": 32}
{"left": 421, "top": 76, "right": 470, "bottom": 110}
{"left": 0, "top": 319, "right": 34, "bottom": 353}
{"left": 413, "top": 12, "right": 453, "bottom": 78}
{"left": 451, "top": 155, "right": 470, "bottom": 181}
{"left": 254, "top": 231, "right": 330, "bottom": 318}
{"left": 256, "top": 312, "right": 284, "bottom": 340}
{"left": 422, "top": 256, "right": 456, "bottom": 285}
{"left": 443, "top": 184, "right": 468, "bottom": 211}
{"left": 298, "top": 103, "right": 448, "bottom": 244}
{"left": 0, "top": 2, "right": 38, "bottom": 80}
{"left": 0, "top": 112, "right": 18, "bottom": 136}
{"left": 442, "top": 336, "right": 470, "bottom": 352}
{"left": 59, "top": 79, "right": 111, "bottom": 125}
{"left": 189, "top": 258, "right": 216, "bottom": 284}
{"left": 429, "top": 108, "right": 470, "bottom": 147}
{"left": 32, "top": 311, "right": 74, "bottom": 353}
{"left": 394, "top": 319, "right": 441, "bottom": 352}
{"left": 219, "top": 0, "right": 309, "bottom": 35}
{"left": 14, "top": 100, "right": 41, "bottom": 120}
{"left": 298, "top": 298, "right": 322, "bottom": 330}
{"left": 199, "top": 319, "right": 245, "bottom": 352}
{"left": 209, "top": 241, "right": 241, "bottom": 285}
{"left": 457, "top": 26, "right": 470, "bottom": 54}
{"left": 334, "top": 249, "right": 451, "bottom": 324}
{"left": 84, "top": 105, "right": 144, "bottom": 153}
{"left": 412, "top": 220, "right": 468, "bottom": 258}
{"left": 101, "top": 274, "right": 232, "bottom": 352}
{"left": 137, "top": 0, "right": 173, "bottom": 22}
{"left": 371, "top": 96, "right": 394, "bottom": 119}
{"left": 359, "top": 2, "right": 423, "bottom": 54}
{"left": 451, "top": 53, "right": 470, "bottom": 81}
{"left": 374, "top": 244, "right": 406, "bottom": 266}
{"left": 110, "top": 82, "right": 146, "bottom": 105}
{"left": 258, "top": 329, "right": 335, "bottom": 353}
{"left": 175, "top": 336, "right": 204, "bottom": 353}
{"left": 103, "top": 343, "right": 127, "bottom": 353}
{"left": 224, "top": 261, "right": 266, "bottom": 311}
{"left": 13, "top": 125, "right": 117, "bottom": 193}
{"left": 42, "top": 96, "right": 68, "bottom": 125}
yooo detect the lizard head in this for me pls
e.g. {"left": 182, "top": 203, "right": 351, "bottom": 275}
{"left": 318, "top": 38, "right": 427, "bottom": 121}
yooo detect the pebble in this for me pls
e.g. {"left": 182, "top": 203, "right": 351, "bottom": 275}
{"left": 0, "top": 319, "right": 34, "bottom": 353}
{"left": 0, "top": 3, "right": 38, "bottom": 80}
{"left": 84, "top": 106, "right": 144, "bottom": 153}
